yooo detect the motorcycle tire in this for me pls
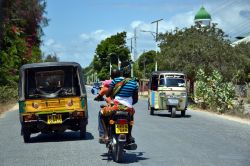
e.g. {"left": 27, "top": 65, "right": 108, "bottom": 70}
{"left": 111, "top": 137, "right": 124, "bottom": 163}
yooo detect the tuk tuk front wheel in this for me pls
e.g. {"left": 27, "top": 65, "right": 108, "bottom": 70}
{"left": 170, "top": 107, "right": 176, "bottom": 118}
{"left": 22, "top": 127, "right": 31, "bottom": 143}
{"left": 150, "top": 107, "right": 154, "bottom": 115}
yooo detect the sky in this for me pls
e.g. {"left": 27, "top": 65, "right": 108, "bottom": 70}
{"left": 41, "top": 0, "right": 250, "bottom": 68}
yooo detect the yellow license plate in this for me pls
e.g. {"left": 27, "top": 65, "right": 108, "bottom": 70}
{"left": 47, "top": 114, "right": 62, "bottom": 124}
{"left": 115, "top": 124, "right": 128, "bottom": 134}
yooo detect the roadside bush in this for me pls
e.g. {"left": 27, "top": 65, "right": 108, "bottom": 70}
{"left": 0, "top": 86, "right": 18, "bottom": 104}
{"left": 195, "top": 69, "right": 235, "bottom": 113}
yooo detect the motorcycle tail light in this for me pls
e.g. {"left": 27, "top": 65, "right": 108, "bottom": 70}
{"left": 32, "top": 102, "right": 39, "bottom": 109}
{"left": 117, "top": 119, "right": 127, "bottom": 125}
{"left": 109, "top": 120, "right": 115, "bottom": 125}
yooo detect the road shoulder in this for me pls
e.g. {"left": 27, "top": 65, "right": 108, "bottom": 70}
{"left": 191, "top": 108, "right": 250, "bottom": 125}
{"left": 0, "top": 103, "right": 18, "bottom": 118}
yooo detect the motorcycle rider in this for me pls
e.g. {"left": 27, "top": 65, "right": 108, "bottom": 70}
{"left": 94, "top": 69, "right": 121, "bottom": 142}
{"left": 106, "top": 62, "right": 138, "bottom": 144}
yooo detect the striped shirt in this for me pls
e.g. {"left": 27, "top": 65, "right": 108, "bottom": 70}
{"left": 110, "top": 77, "right": 138, "bottom": 97}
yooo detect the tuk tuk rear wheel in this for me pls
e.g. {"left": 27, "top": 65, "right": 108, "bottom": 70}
{"left": 181, "top": 110, "right": 186, "bottom": 117}
{"left": 150, "top": 107, "right": 154, "bottom": 115}
{"left": 79, "top": 120, "right": 86, "bottom": 139}
{"left": 22, "top": 127, "right": 31, "bottom": 143}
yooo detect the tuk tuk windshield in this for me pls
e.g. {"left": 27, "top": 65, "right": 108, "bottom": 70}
{"left": 159, "top": 78, "right": 185, "bottom": 87}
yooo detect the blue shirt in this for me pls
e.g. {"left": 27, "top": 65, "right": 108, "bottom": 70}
{"left": 110, "top": 77, "right": 138, "bottom": 97}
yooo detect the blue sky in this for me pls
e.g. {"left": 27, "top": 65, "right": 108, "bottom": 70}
{"left": 41, "top": 0, "right": 250, "bottom": 67}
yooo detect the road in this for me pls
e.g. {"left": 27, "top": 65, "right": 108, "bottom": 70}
{"left": 1, "top": 86, "right": 250, "bottom": 166}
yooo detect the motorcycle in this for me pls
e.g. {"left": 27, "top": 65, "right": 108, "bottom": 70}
{"left": 95, "top": 100, "right": 137, "bottom": 163}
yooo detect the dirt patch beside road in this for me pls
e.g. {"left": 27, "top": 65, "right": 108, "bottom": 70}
{"left": 0, "top": 103, "right": 17, "bottom": 118}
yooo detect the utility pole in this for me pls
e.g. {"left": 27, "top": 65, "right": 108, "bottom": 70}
{"left": 151, "top": 19, "right": 163, "bottom": 42}
{"left": 134, "top": 28, "right": 137, "bottom": 60}
{"left": 151, "top": 19, "right": 163, "bottom": 71}
{"left": 127, "top": 36, "right": 135, "bottom": 77}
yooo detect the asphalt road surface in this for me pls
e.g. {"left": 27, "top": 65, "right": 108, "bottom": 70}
{"left": 1, "top": 86, "right": 250, "bottom": 166}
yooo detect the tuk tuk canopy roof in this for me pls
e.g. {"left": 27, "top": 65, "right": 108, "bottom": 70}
{"left": 151, "top": 71, "right": 185, "bottom": 76}
{"left": 20, "top": 62, "right": 82, "bottom": 71}
{"left": 18, "top": 62, "right": 86, "bottom": 101}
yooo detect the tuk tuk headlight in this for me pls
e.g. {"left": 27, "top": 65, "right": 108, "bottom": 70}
{"left": 181, "top": 92, "right": 187, "bottom": 97}
{"left": 159, "top": 93, "right": 166, "bottom": 97}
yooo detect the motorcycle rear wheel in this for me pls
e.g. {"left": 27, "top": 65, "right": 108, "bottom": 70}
{"left": 111, "top": 137, "right": 124, "bottom": 163}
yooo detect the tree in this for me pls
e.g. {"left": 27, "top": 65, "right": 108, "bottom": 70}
{"left": 93, "top": 32, "right": 130, "bottom": 80}
{"left": 136, "top": 50, "right": 156, "bottom": 79}
{"left": 233, "top": 42, "right": 250, "bottom": 83}
{"left": 0, "top": 0, "right": 48, "bottom": 86}
{"left": 44, "top": 54, "right": 59, "bottom": 62}
{"left": 157, "top": 24, "right": 246, "bottom": 92}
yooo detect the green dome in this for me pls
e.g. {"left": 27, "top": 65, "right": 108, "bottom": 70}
{"left": 194, "top": 6, "right": 211, "bottom": 20}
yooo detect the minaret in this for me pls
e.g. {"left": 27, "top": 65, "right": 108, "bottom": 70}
{"left": 194, "top": 6, "right": 211, "bottom": 27}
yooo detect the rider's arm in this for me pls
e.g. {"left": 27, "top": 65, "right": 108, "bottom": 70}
{"left": 105, "top": 87, "right": 113, "bottom": 97}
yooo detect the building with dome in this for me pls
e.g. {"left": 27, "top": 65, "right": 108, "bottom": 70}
{"left": 194, "top": 6, "right": 211, "bottom": 27}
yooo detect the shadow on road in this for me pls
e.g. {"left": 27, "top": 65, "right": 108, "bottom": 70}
{"left": 28, "top": 131, "right": 94, "bottom": 143}
{"left": 101, "top": 151, "right": 149, "bottom": 164}
{"left": 153, "top": 112, "right": 192, "bottom": 118}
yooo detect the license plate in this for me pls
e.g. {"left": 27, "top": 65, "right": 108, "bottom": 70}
{"left": 115, "top": 124, "right": 128, "bottom": 134}
{"left": 47, "top": 114, "right": 62, "bottom": 124}
{"left": 168, "top": 98, "right": 179, "bottom": 105}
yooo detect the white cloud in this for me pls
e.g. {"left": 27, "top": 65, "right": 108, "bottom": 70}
{"left": 44, "top": 38, "right": 55, "bottom": 46}
{"left": 80, "top": 29, "right": 111, "bottom": 42}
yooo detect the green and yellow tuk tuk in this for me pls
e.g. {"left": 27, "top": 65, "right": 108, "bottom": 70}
{"left": 148, "top": 71, "right": 188, "bottom": 118}
{"left": 18, "top": 62, "right": 88, "bottom": 142}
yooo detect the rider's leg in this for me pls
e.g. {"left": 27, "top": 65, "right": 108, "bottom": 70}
{"left": 98, "top": 111, "right": 109, "bottom": 142}
{"left": 98, "top": 111, "right": 104, "bottom": 137}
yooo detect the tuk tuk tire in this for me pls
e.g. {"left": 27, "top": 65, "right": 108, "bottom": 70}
{"left": 181, "top": 110, "right": 186, "bottom": 117}
{"left": 150, "top": 107, "right": 154, "bottom": 115}
{"left": 22, "top": 128, "right": 31, "bottom": 143}
{"left": 79, "top": 120, "right": 86, "bottom": 139}
{"left": 171, "top": 107, "right": 176, "bottom": 118}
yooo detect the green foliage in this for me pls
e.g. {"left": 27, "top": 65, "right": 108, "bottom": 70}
{"left": 157, "top": 24, "right": 246, "bottom": 83}
{"left": 195, "top": 69, "right": 235, "bottom": 113}
{"left": 93, "top": 32, "right": 130, "bottom": 80}
{"left": 0, "top": 86, "right": 18, "bottom": 104}
{"left": 136, "top": 50, "right": 156, "bottom": 79}
{"left": 0, "top": 0, "right": 48, "bottom": 103}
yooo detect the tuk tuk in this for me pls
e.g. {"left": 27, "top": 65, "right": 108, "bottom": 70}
{"left": 18, "top": 62, "right": 88, "bottom": 142}
{"left": 148, "top": 71, "right": 188, "bottom": 118}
